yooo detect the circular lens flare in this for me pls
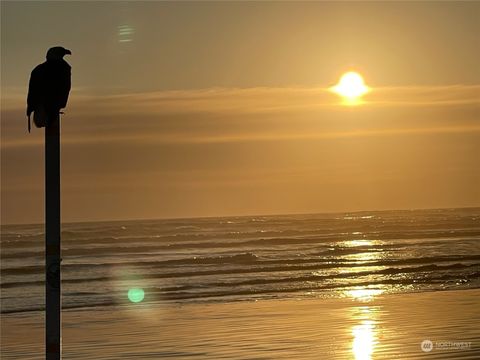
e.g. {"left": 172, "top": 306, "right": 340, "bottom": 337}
{"left": 128, "top": 288, "right": 145, "bottom": 303}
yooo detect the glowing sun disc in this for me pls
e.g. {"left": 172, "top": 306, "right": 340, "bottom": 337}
{"left": 331, "top": 72, "right": 369, "bottom": 101}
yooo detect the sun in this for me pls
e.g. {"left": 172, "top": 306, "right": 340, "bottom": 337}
{"left": 331, "top": 72, "right": 369, "bottom": 105}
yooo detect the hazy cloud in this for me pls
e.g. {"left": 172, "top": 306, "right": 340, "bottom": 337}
{"left": 2, "top": 85, "right": 480, "bottom": 149}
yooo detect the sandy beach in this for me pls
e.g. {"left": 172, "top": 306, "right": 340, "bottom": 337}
{"left": 2, "top": 288, "right": 479, "bottom": 359}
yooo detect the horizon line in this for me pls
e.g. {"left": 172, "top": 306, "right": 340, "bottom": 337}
{"left": 2, "top": 205, "right": 479, "bottom": 227}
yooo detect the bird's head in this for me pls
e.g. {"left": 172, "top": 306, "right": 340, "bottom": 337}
{"left": 46, "top": 46, "right": 72, "bottom": 61}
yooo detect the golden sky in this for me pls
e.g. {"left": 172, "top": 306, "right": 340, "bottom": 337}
{"left": 1, "top": 2, "right": 479, "bottom": 224}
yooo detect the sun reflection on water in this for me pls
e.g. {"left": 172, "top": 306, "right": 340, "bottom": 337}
{"left": 338, "top": 239, "right": 376, "bottom": 247}
{"left": 352, "top": 320, "right": 377, "bottom": 360}
{"left": 346, "top": 289, "right": 384, "bottom": 302}
{"left": 340, "top": 238, "right": 387, "bottom": 262}
{"left": 346, "top": 289, "right": 383, "bottom": 360}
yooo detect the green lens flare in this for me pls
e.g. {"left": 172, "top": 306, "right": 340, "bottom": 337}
{"left": 127, "top": 288, "right": 145, "bottom": 303}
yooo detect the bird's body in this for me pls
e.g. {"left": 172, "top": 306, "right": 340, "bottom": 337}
{"left": 26, "top": 46, "right": 71, "bottom": 131}
{"left": 27, "top": 60, "right": 71, "bottom": 115}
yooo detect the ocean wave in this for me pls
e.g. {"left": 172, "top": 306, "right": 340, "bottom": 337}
{"left": 4, "top": 275, "right": 479, "bottom": 315}
{"left": 2, "top": 253, "right": 479, "bottom": 277}
{"left": 2, "top": 208, "right": 480, "bottom": 314}
{"left": 3, "top": 261, "right": 478, "bottom": 290}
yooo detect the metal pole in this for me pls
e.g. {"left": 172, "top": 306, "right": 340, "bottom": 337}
{"left": 45, "top": 113, "right": 61, "bottom": 359}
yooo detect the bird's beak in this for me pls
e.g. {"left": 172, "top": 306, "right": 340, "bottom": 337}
{"left": 65, "top": 49, "right": 72, "bottom": 55}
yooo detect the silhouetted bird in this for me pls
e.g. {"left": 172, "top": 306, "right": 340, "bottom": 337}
{"left": 27, "top": 46, "right": 71, "bottom": 132}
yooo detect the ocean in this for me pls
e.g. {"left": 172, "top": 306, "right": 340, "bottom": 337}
{"left": 1, "top": 207, "right": 480, "bottom": 315}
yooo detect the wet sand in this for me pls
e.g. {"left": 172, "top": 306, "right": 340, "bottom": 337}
{"left": 2, "top": 289, "right": 479, "bottom": 359}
